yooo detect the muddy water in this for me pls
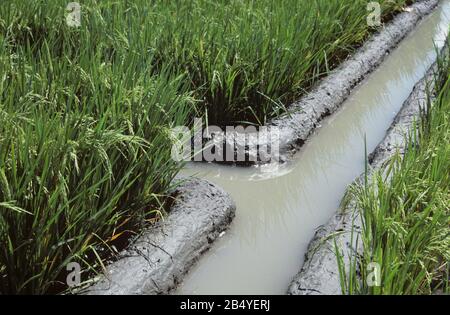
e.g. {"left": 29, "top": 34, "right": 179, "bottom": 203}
{"left": 177, "top": 2, "right": 450, "bottom": 295}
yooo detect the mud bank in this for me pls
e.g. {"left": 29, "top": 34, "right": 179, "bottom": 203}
{"left": 83, "top": 178, "right": 235, "bottom": 295}
{"left": 212, "top": 0, "right": 439, "bottom": 165}
{"left": 287, "top": 49, "right": 446, "bottom": 295}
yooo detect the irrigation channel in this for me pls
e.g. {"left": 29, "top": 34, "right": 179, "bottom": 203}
{"left": 177, "top": 1, "right": 450, "bottom": 295}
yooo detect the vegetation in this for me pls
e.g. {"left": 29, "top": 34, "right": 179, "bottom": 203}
{"left": 337, "top": 52, "right": 450, "bottom": 295}
{"left": 0, "top": 0, "right": 415, "bottom": 294}
{"left": 1, "top": 0, "right": 412, "bottom": 125}
{"left": 0, "top": 1, "right": 195, "bottom": 294}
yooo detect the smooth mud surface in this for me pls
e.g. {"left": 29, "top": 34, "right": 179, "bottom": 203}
{"left": 177, "top": 1, "right": 450, "bottom": 295}
{"left": 84, "top": 178, "right": 235, "bottom": 295}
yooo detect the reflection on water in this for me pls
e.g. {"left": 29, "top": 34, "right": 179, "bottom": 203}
{"left": 177, "top": 2, "right": 450, "bottom": 295}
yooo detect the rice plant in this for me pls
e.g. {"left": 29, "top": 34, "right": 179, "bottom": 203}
{"left": 0, "top": 1, "right": 194, "bottom": 293}
{"left": 1, "top": 0, "right": 412, "bottom": 125}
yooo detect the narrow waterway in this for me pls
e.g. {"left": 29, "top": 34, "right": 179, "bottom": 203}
{"left": 177, "top": 1, "right": 450, "bottom": 295}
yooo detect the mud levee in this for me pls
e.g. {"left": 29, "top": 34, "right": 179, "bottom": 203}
{"left": 287, "top": 48, "right": 446, "bottom": 295}
{"left": 83, "top": 178, "right": 236, "bottom": 295}
{"left": 217, "top": 0, "right": 439, "bottom": 165}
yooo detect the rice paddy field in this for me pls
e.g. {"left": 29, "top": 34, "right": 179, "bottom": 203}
{"left": 337, "top": 52, "right": 450, "bottom": 295}
{"left": 0, "top": 0, "right": 422, "bottom": 294}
